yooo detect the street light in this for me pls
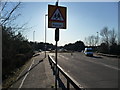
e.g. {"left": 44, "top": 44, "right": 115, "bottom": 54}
{"left": 45, "top": 14, "right": 48, "bottom": 58}
{"left": 33, "top": 31, "right": 35, "bottom": 42}
{"left": 97, "top": 32, "right": 99, "bottom": 46}
{"left": 33, "top": 31, "right": 35, "bottom": 51}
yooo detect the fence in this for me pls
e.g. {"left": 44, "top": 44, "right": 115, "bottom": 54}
{"left": 48, "top": 55, "right": 84, "bottom": 90}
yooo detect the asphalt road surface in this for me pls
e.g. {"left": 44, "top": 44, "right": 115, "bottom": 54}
{"left": 50, "top": 52, "right": 119, "bottom": 88}
{"left": 10, "top": 51, "right": 119, "bottom": 89}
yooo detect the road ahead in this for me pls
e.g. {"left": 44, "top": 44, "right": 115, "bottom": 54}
{"left": 50, "top": 52, "right": 119, "bottom": 88}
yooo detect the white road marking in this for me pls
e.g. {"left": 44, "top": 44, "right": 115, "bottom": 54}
{"left": 84, "top": 58, "right": 119, "bottom": 70}
{"left": 16, "top": 67, "right": 27, "bottom": 80}
{"left": 59, "top": 54, "right": 119, "bottom": 70}
{"left": 49, "top": 53, "right": 54, "bottom": 56}
{"left": 52, "top": 53, "right": 119, "bottom": 70}
{"left": 101, "top": 63, "right": 119, "bottom": 70}
{"left": 17, "top": 58, "right": 34, "bottom": 80}
{"left": 18, "top": 59, "right": 34, "bottom": 89}
{"left": 59, "top": 55, "right": 68, "bottom": 60}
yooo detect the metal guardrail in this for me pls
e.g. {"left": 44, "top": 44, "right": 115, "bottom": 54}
{"left": 48, "top": 55, "right": 84, "bottom": 90}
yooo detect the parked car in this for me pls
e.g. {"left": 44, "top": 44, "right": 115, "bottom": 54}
{"left": 84, "top": 48, "right": 93, "bottom": 56}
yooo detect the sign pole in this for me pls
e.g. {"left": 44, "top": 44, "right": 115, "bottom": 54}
{"left": 55, "top": 28, "right": 59, "bottom": 90}
{"left": 48, "top": 1, "right": 67, "bottom": 89}
{"left": 55, "top": 39, "right": 57, "bottom": 90}
{"left": 55, "top": 1, "right": 59, "bottom": 90}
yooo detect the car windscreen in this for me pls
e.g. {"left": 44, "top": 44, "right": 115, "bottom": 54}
{"left": 86, "top": 49, "right": 92, "bottom": 52}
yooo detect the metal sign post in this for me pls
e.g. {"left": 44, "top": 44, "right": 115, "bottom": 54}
{"left": 55, "top": 2, "right": 59, "bottom": 90}
{"left": 48, "top": 1, "right": 67, "bottom": 89}
{"left": 55, "top": 28, "right": 59, "bottom": 90}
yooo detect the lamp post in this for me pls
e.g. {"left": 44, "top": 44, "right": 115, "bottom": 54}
{"left": 97, "top": 32, "right": 99, "bottom": 46}
{"left": 45, "top": 14, "right": 48, "bottom": 58}
{"left": 33, "top": 31, "right": 35, "bottom": 51}
{"left": 33, "top": 31, "right": 35, "bottom": 42}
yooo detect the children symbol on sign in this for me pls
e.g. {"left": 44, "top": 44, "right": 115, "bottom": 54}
{"left": 53, "top": 13, "right": 60, "bottom": 20}
{"left": 51, "top": 8, "right": 64, "bottom": 21}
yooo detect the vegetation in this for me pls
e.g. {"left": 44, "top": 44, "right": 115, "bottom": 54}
{"left": 84, "top": 27, "right": 120, "bottom": 55}
{"left": 30, "top": 42, "right": 55, "bottom": 51}
{"left": 29, "top": 40, "right": 85, "bottom": 53}
{"left": 64, "top": 41, "right": 85, "bottom": 52}
{"left": 2, "top": 26, "right": 33, "bottom": 80}
{"left": 1, "top": 1, "right": 119, "bottom": 86}
{"left": 1, "top": 2, "right": 34, "bottom": 81}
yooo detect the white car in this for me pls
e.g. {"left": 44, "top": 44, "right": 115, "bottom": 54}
{"left": 84, "top": 48, "right": 93, "bottom": 56}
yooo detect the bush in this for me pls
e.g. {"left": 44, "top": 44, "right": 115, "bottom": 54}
{"left": 2, "top": 26, "right": 33, "bottom": 81}
{"left": 98, "top": 43, "right": 109, "bottom": 54}
{"left": 15, "top": 54, "right": 26, "bottom": 67}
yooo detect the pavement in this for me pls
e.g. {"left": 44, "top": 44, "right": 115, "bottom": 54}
{"left": 10, "top": 52, "right": 56, "bottom": 89}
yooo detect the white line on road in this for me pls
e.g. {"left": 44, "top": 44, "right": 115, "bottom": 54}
{"left": 84, "top": 58, "right": 119, "bottom": 70}
{"left": 59, "top": 55, "right": 68, "bottom": 60}
{"left": 17, "top": 58, "right": 34, "bottom": 80}
{"left": 18, "top": 59, "right": 34, "bottom": 89}
{"left": 59, "top": 54, "right": 119, "bottom": 71}
{"left": 101, "top": 63, "right": 119, "bottom": 70}
{"left": 49, "top": 53, "right": 54, "bottom": 56}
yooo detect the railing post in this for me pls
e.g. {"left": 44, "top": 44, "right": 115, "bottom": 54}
{"left": 53, "top": 63, "right": 56, "bottom": 75}
{"left": 67, "top": 79, "right": 70, "bottom": 90}
{"left": 57, "top": 69, "right": 59, "bottom": 79}
{"left": 48, "top": 55, "right": 82, "bottom": 90}
{"left": 51, "top": 61, "right": 52, "bottom": 68}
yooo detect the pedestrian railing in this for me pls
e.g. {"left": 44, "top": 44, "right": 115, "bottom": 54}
{"left": 48, "top": 55, "right": 84, "bottom": 90}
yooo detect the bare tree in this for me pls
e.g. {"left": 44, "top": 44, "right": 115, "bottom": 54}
{"left": 109, "top": 29, "right": 117, "bottom": 45}
{"left": 84, "top": 37, "right": 88, "bottom": 46}
{"left": 95, "top": 32, "right": 99, "bottom": 46}
{"left": 90, "top": 35, "right": 95, "bottom": 46}
{"left": 1, "top": 1, "right": 21, "bottom": 26}
{"left": 0, "top": 1, "right": 31, "bottom": 33}
{"left": 84, "top": 36, "right": 93, "bottom": 46}
{"left": 100, "top": 27, "right": 110, "bottom": 46}
{"left": 84, "top": 35, "right": 99, "bottom": 46}
{"left": 88, "top": 36, "right": 92, "bottom": 46}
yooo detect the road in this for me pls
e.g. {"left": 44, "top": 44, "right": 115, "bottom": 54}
{"left": 50, "top": 52, "right": 119, "bottom": 88}
{"left": 10, "top": 51, "right": 119, "bottom": 89}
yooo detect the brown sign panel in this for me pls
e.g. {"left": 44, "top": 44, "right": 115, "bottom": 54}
{"left": 48, "top": 5, "right": 67, "bottom": 29}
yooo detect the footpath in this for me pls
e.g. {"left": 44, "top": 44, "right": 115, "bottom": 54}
{"left": 8, "top": 52, "right": 67, "bottom": 89}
